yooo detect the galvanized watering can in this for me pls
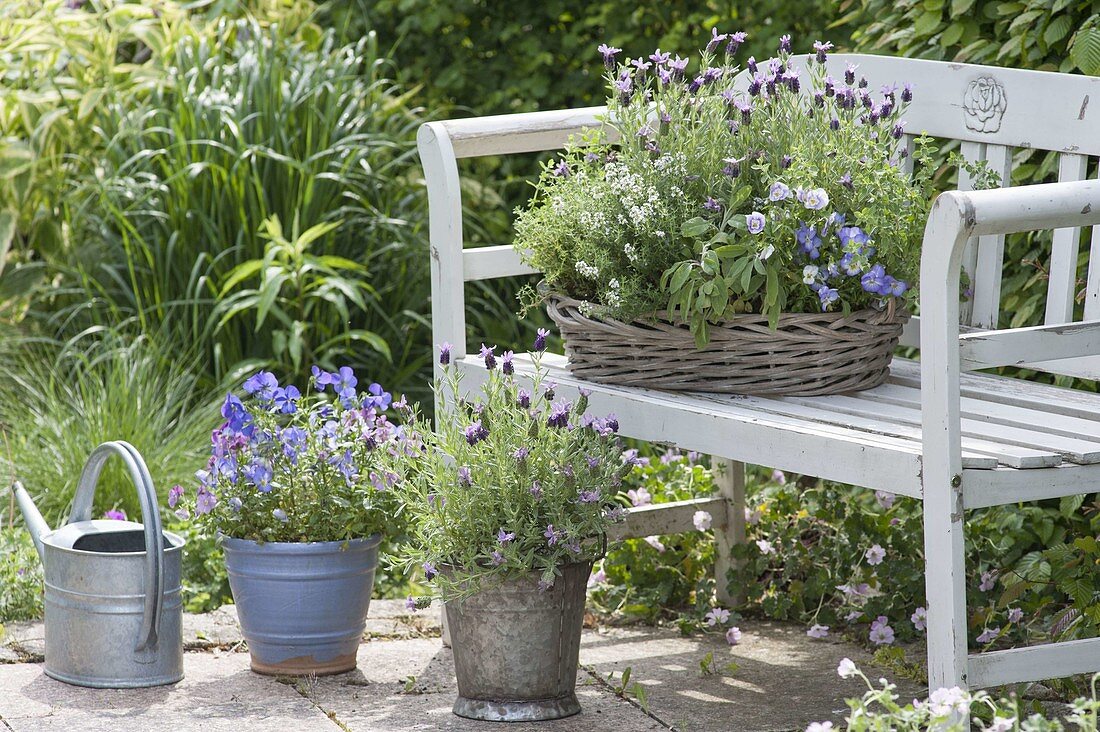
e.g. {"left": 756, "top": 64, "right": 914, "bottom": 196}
{"left": 12, "top": 441, "right": 185, "bottom": 688}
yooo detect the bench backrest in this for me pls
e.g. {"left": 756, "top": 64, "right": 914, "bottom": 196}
{"left": 419, "top": 53, "right": 1100, "bottom": 379}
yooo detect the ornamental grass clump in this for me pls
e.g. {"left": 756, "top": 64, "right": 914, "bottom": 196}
{"left": 394, "top": 334, "right": 636, "bottom": 600}
{"left": 178, "top": 367, "right": 409, "bottom": 543}
{"left": 516, "top": 33, "right": 935, "bottom": 345}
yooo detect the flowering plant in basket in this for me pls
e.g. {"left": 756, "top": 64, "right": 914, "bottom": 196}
{"left": 516, "top": 33, "right": 936, "bottom": 346}
{"left": 176, "top": 367, "right": 409, "bottom": 543}
{"left": 394, "top": 333, "right": 637, "bottom": 601}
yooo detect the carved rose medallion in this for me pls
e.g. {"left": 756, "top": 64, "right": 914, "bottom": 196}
{"left": 963, "top": 76, "right": 1007, "bottom": 133}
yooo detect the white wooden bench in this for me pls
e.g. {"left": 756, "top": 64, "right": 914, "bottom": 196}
{"left": 418, "top": 53, "right": 1100, "bottom": 692}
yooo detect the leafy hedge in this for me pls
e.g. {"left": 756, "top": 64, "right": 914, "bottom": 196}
{"left": 331, "top": 0, "right": 844, "bottom": 115}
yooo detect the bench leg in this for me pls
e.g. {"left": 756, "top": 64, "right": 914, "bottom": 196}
{"left": 923, "top": 487, "right": 969, "bottom": 690}
{"left": 713, "top": 458, "right": 746, "bottom": 606}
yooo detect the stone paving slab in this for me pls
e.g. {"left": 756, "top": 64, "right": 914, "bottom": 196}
{"left": 0, "top": 651, "right": 340, "bottom": 731}
{"left": 0, "top": 614, "right": 923, "bottom": 732}
{"left": 580, "top": 622, "right": 924, "bottom": 732}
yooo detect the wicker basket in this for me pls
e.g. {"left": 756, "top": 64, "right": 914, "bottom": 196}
{"left": 545, "top": 294, "right": 909, "bottom": 396}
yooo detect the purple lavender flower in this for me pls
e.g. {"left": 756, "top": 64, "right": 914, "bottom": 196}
{"left": 844, "top": 62, "right": 857, "bottom": 85}
{"left": 704, "top": 197, "right": 722, "bottom": 213}
{"left": 781, "top": 154, "right": 793, "bottom": 169}
{"left": 501, "top": 350, "right": 515, "bottom": 375}
{"left": 778, "top": 34, "right": 792, "bottom": 53}
{"left": 423, "top": 562, "right": 438, "bottom": 580}
{"left": 747, "top": 56, "right": 758, "bottom": 74}
{"left": 547, "top": 400, "right": 572, "bottom": 428}
{"left": 479, "top": 343, "right": 497, "bottom": 370}
{"left": 838, "top": 172, "right": 853, "bottom": 190}
{"left": 103, "top": 509, "right": 127, "bottom": 521}
{"left": 734, "top": 99, "right": 752, "bottom": 124}
{"left": 830, "top": 116, "right": 840, "bottom": 131}
{"left": 497, "top": 528, "right": 516, "bottom": 544}
{"left": 746, "top": 76, "right": 762, "bottom": 97}
{"left": 578, "top": 489, "right": 600, "bottom": 503}
{"left": 688, "top": 75, "right": 704, "bottom": 94}
{"left": 586, "top": 455, "right": 601, "bottom": 469}
{"left": 891, "top": 121, "right": 906, "bottom": 140}
{"left": 597, "top": 43, "right": 622, "bottom": 69}
{"left": 464, "top": 420, "right": 489, "bottom": 445}
{"left": 530, "top": 481, "right": 543, "bottom": 499}
{"left": 553, "top": 159, "right": 572, "bottom": 177}
{"left": 534, "top": 328, "right": 549, "bottom": 351}
{"left": 544, "top": 524, "right": 562, "bottom": 546}
{"left": 649, "top": 48, "right": 670, "bottom": 65}
{"left": 517, "top": 388, "right": 532, "bottom": 409}
{"left": 901, "top": 82, "right": 913, "bottom": 102}
{"left": 405, "top": 596, "right": 417, "bottom": 612}
{"left": 438, "top": 342, "right": 452, "bottom": 365}
{"left": 721, "top": 157, "right": 741, "bottom": 178}
{"left": 706, "top": 27, "right": 729, "bottom": 53}
{"left": 491, "top": 550, "right": 505, "bottom": 566}
{"left": 746, "top": 211, "right": 766, "bottom": 235}
{"left": 813, "top": 40, "right": 833, "bottom": 63}
{"left": 726, "top": 31, "right": 747, "bottom": 55}
{"left": 668, "top": 56, "right": 688, "bottom": 82}
{"left": 513, "top": 446, "right": 530, "bottom": 462}
{"left": 543, "top": 381, "right": 557, "bottom": 401}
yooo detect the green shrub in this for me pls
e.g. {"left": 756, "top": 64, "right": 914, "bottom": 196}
{"left": 0, "top": 328, "right": 217, "bottom": 525}
{"left": 588, "top": 451, "right": 718, "bottom": 623}
{"left": 0, "top": 528, "right": 43, "bottom": 623}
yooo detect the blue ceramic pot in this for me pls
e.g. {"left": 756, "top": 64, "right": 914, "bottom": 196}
{"left": 221, "top": 534, "right": 381, "bottom": 676}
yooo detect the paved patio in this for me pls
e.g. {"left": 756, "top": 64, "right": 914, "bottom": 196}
{"left": 0, "top": 602, "right": 923, "bottom": 732}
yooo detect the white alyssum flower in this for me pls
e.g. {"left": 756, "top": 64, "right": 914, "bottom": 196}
{"left": 575, "top": 260, "right": 600, "bottom": 279}
{"left": 623, "top": 242, "right": 639, "bottom": 263}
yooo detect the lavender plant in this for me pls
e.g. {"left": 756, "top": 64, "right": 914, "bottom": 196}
{"left": 516, "top": 34, "right": 935, "bottom": 345}
{"left": 394, "top": 333, "right": 636, "bottom": 600}
{"left": 178, "top": 367, "right": 409, "bottom": 543}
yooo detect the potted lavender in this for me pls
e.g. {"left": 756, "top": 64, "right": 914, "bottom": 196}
{"left": 395, "top": 335, "right": 636, "bottom": 721}
{"left": 515, "top": 34, "right": 935, "bottom": 396}
{"left": 176, "top": 367, "right": 409, "bottom": 676}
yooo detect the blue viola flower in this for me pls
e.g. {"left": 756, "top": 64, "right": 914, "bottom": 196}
{"left": 333, "top": 366, "right": 357, "bottom": 402}
{"left": 818, "top": 287, "right": 840, "bottom": 310}
{"left": 768, "top": 181, "right": 791, "bottom": 202}
{"left": 311, "top": 365, "right": 336, "bottom": 391}
{"left": 861, "top": 264, "right": 887, "bottom": 294}
{"left": 838, "top": 225, "right": 870, "bottom": 249}
{"left": 244, "top": 460, "right": 273, "bottom": 493}
{"left": 273, "top": 385, "right": 300, "bottom": 414}
{"left": 746, "top": 211, "right": 766, "bottom": 234}
{"left": 221, "top": 393, "right": 254, "bottom": 435}
{"left": 363, "top": 382, "right": 392, "bottom": 411}
{"left": 883, "top": 276, "right": 908, "bottom": 297}
{"left": 840, "top": 253, "right": 863, "bottom": 276}
{"left": 272, "top": 508, "right": 288, "bottom": 523}
{"left": 243, "top": 371, "right": 279, "bottom": 401}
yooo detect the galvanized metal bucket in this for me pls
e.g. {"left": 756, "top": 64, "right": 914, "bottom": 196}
{"left": 14, "top": 441, "right": 185, "bottom": 688}
{"left": 445, "top": 561, "right": 591, "bottom": 722}
{"left": 221, "top": 534, "right": 382, "bottom": 676}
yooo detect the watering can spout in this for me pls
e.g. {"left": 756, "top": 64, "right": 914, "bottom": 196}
{"left": 12, "top": 481, "right": 48, "bottom": 562}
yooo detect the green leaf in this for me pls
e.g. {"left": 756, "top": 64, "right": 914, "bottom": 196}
{"left": 1071, "top": 26, "right": 1100, "bottom": 75}
{"left": 1044, "top": 15, "right": 1075, "bottom": 45}
{"left": 680, "top": 218, "right": 712, "bottom": 239}
{"left": 914, "top": 9, "right": 944, "bottom": 35}
{"left": 0, "top": 145, "right": 34, "bottom": 180}
{"left": 941, "top": 21, "right": 966, "bottom": 46}
{"left": 951, "top": 0, "right": 977, "bottom": 15}
{"left": 0, "top": 210, "right": 15, "bottom": 278}
{"left": 669, "top": 263, "right": 691, "bottom": 293}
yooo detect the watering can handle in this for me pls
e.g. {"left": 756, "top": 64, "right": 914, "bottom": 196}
{"left": 70, "top": 441, "right": 165, "bottom": 661}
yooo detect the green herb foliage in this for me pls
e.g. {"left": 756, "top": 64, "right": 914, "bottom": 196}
{"left": 394, "top": 341, "right": 634, "bottom": 601}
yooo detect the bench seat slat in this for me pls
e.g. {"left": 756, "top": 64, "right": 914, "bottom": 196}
{"left": 463, "top": 354, "right": 1100, "bottom": 480}
{"left": 784, "top": 393, "right": 1100, "bottom": 464}
{"left": 888, "top": 359, "right": 1100, "bottom": 420}
{"left": 853, "top": 382, "right": 1100, "bottom": 442}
